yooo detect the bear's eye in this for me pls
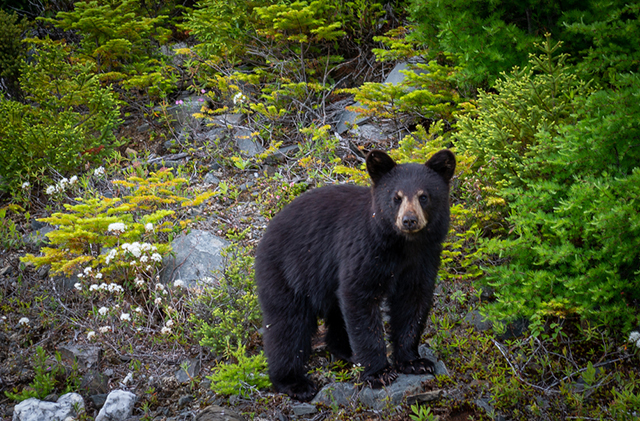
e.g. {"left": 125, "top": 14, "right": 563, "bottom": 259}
{"left": 419, "top": 194, "right": 429, "bottom": 204}
{"left": 393, "top": 194, "right": 402, "bottom": 204}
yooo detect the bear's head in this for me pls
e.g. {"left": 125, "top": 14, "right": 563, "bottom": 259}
{"left": 366, "top": 149, "right": 456, "bottom": 236}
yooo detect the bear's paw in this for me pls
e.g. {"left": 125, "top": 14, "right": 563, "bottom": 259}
{"left": 396, "top": 358, "right": 435, "bottom": 375}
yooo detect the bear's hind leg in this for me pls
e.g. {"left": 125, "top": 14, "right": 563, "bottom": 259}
{"left": 262, "top": 300, "right": 318, "bottom": 401}
{"left": 324, "top": 302, "right": 353, "bottom": 362}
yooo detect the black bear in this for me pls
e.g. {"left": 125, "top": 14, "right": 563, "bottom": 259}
{"left": 255, "top": 149, "right": 456, "bottom": 401}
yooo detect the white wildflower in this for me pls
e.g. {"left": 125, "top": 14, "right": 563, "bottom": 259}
{"left": 155, "top": 283, "right": 164, "bottom": 291}
{"left": 45, "top": 185, "right": 56, "bottom": 195}
{"left": 69, "top": 175, "right": 78, "bottom": 185}
{"left": 134, "top": 307, "right": 143, "bottom": 313}
{"left": 108, "top": 222, "right": 126, "bottom": 234}
{"left": 108, "top": 284, "right": 123, "bottom": 293}
{"left": 99, "top": 283, "right": 108, "bottom": 290}
{"left": 84, "top": 266, "right": 92, "bottom": 275}
{"left": 74, "top": 282, "right": 82, "bottom": 291}
{"left": 165, "top": 319, "right": 174, "bottom": 328}
{"left": 233, "top": 92, "right": 246, "bottom": 105}
{"left": 89, "top": 284, "right": 99, "bottom": 291}
{"left": 77, "top": 273, "right": 84, "bottom": 279}
{"left": 174, "top": 279, "right": 185, "bottom": 288}
{"left": 151, "top": 253, "right": 162, "bottom": 262}
{"left": 94, "top": 166, "right": 105, "bottom": 177}
{"left": 98, "top": 307, "right": 109, "bottom": 316}
{"left": 18, "top": 317, "right": 29, "bottom": 326}
{"left": 141, "top": 243, "right": 152, "bottom": 252}
{"left": 105, "top": 249, "right": 117, "bottom": 264}
{"left": 140, "top": 255, "right": 148, "bottom": 263}
{"left": 21, "top": 181, "right": 30, "bottom": 190}
{"left": 135, "top": 278, "right": 145, "bottom": 287}
{"left": 58, "top": 178, "right": 68, "bottom": 189}
{"left": 87, "top": 331, "right": 96, "bottom": 340}
{"left": 145, "top": 223, "right": 153, "bottom": 232}
{"left": 154, "top": 297, "right": 162, "bottom": 305}
{"left": 146, "top": 265, "right": 152, "bottom": 271}
{"left": 96, "top": 272, "right": 103, "bottom": 279}
{"left": 120, "top": 313, "right": 130, "bottom": 321}
{"left": 630, "top": 331, "right": 640, "bottom": 349}
{"left": 99, "top": 326, "right": 111, "bottom": 333}
{"left": 161, "top": 326, "right": 172, "bottom": 335}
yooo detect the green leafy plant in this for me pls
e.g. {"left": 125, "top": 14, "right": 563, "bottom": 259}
{"left": 0, "top": 37, "right": 121, "bottom": 195}
{"left": 207, "top": 342, "right": 271, "bottom": 397}
{"left": 5, "top": 347, "right": 65, "bottom": 402}
{"left": 22, "top": 168, "right": 213, "bottom": 279}
{"left": 0, "top": 9, "right": 30, "bottom": 99}
{"left": 190, "top": 244, "right": 262, "bottom": 353}
{"left": 409, "top": 403, "right": 437, "bottom": 421}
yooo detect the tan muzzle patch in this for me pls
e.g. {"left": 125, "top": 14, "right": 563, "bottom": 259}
{"left": 395, "top": 190, "right": 428, "bottom": 233}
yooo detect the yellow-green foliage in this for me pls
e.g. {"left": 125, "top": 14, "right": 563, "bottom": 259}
{"left": 190, "top": 245, "right": 261, "bottom": 353}
{"left": 22, "top": 168, "right": 214, "bottom": 278}
{"left": 207, "top": 342, "right": 271, "bottom": 397}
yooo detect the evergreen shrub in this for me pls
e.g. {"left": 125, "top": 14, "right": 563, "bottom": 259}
{"left": 0, "top": 38, "right": 121, "bottom": 194}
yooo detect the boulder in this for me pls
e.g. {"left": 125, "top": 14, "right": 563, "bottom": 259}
{"left": 12, "top": 393, "right": 84, "bottom": 421}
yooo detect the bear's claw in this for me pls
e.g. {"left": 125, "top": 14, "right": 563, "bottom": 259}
{"left": 361, "top": 366, "right": 399, "bottom": 388}
{"left": 396, "top": 358, "right": 435, "bottom": 375}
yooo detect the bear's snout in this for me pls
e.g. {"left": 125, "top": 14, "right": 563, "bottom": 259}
{"left": 395, "top": 191, "right": 428, "bottom": 233}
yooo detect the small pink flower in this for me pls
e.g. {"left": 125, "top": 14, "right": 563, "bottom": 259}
{"left": 201, "top": 89, "right": 206, "bottom": 94}
{"left": 198, "top": 98, "right": 204, "bottom": 102}
{"left": 175, "top": 100, "right": 184, "bottom": 105}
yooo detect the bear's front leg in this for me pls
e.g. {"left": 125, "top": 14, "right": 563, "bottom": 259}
{"left": 339, "top": 286, "right": 397, "bottom": 388}
{"left": 388, "top": 272, "right": 436, "bottom": 375}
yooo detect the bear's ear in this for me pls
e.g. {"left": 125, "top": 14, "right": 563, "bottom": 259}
{"left": 366, "top": 150, "right": 396, "bottom": 185}
{"left": 425, "top": 149, "right": 456, "bottom": 183}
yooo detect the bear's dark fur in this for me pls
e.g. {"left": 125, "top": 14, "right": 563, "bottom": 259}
{"left": 255, "top": 149, "right": 456, "bottom": 401}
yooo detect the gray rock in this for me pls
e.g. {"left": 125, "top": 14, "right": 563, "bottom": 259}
{"left": 419, "top": 345, "right": 449, "bottom": 377}
{"left": 351, "top": 124, "right": 389, "bottom": 142}
{"left": 90, "top": 393, "right": 109, "bottom": 410}
{"left": 406, "top": 389, "right": 445, "bottom": 404}
{"left": 358, "top": 374, "right": 433, "bottom": 410}
{"left": 12, "top": 392, "right": 84, "bottom": 421}
{"left": 23, "top": 225, "right": 54, "bottom": 248}
{"left": 234, "top": 128, "right": 264, "bottom": 156}
{"left": 95, "top": 389, "right": 137, "bottom": 421}
{"left": 498, "top": 318, "right": 529, "bottom": 340}
{"left": 178, "top": 394, "right": 194, "bottom": 408}
{"left": 80, "top": 370, "right": 109, "bottom": 395}
{"left": 210, "top": 114, "right": 244, "bottom": 127}
{"left": 311, "top": 382, "right": 356, "bottom": 407}
{"left": 196, "top": 405, "right": 247, "bottom": 421}
{"left": 291, "top": 402, "right": 317, "bottom": 416}
{"left": 175, "top": 358, "right": 201, "bottom": 384}
{"left": 312, "top": 373, "right": 433, "bottom": 410}
{"left": 160, "top": 230, "right": 229, "bottom": 286}
{"left": 464, "top": 310, "right": 493, "bottom": 332}
{"left": 203, "top": 172, "right": 220, "bottom": 186}
{"left": 58, "top": 342, "right": 102, "bottom": 369}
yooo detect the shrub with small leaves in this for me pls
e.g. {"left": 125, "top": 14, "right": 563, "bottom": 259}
{"left": 190, "top": 244, "right": 261, "bottom": 353}
{"left": 207, "top": 342, "right": 271, "bottom": 397}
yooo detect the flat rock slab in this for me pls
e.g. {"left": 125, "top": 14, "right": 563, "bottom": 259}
{"left": 196, "top": 405, "right": 247, "bottom": 421}
{"left": 160, "top": 230, "right": 229, "bottom": 286}
{"left": 12, "top": 393, "right": 84, "bottom": 421}
{"left": 312, "top": 373, "right": 434, "bottom": 410}
{"left": 58, "top": 342, "right": 102, "bottom": 369}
